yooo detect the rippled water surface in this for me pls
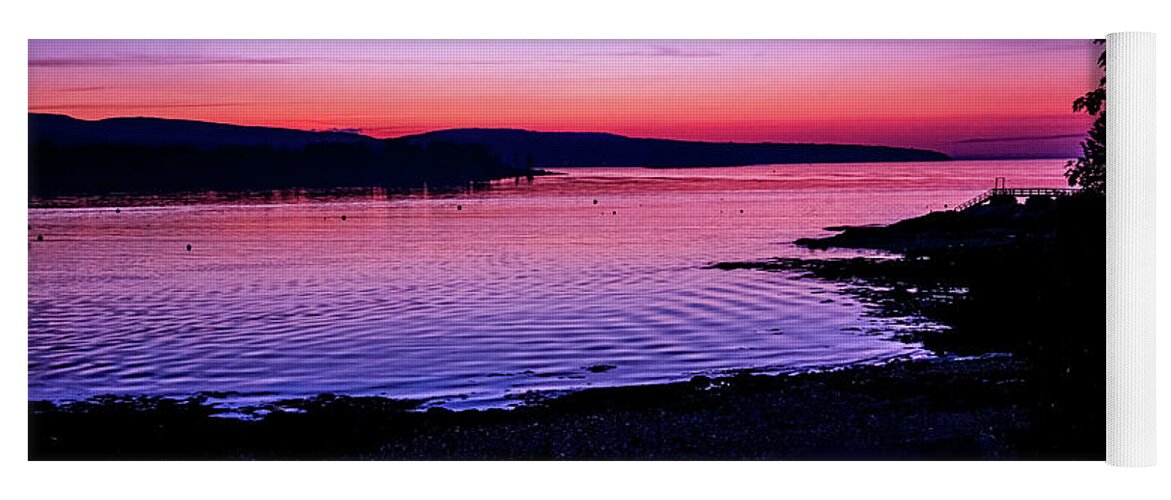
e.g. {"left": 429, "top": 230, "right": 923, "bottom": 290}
{"left": 28, "top": 160, "right": 1069, "bottom": 408}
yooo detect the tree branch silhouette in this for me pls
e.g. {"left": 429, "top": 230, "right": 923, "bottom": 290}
{"left": 1064, "top": 40, "right": 1106, "bottom": 193}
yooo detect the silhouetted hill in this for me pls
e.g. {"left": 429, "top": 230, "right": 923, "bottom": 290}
{"left": 30, "top": 114, "right": 950, "bottom": 168}
{"left": 29, "top": 114, "right": 949, "bottom": 198}
{"left": 29, "top": 115, "right": 533, "bottom": 198}
{"left": 403, "top": 128, "right": 950, "bottom": 167}
{"left": 29, "top": 114, "right": 376, "bottom": 151}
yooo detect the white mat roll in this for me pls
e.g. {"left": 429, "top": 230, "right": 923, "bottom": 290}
{"left": 1106, "top": 31, "right": 1156, "bottom": 467}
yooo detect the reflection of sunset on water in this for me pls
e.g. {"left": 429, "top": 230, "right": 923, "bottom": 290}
{"left": 29, "top": 160, "right": 1067, "bottom": 408}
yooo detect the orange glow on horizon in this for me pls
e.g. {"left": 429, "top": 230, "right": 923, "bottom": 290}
{"left": 29, "top": 40, "right": 1103, "bottom": 158}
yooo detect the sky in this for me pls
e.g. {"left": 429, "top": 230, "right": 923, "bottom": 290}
{"left": 28, "top": 40, "right": 1103, "bottom": 159}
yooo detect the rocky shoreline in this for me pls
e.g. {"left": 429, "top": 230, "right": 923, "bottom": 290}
{"left": 32, "top": 355, "right": 1035, "bottom": 460}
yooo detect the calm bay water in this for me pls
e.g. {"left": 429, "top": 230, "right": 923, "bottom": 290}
{"left": 28, "top": 160, "right": 1069, "bottom": 408}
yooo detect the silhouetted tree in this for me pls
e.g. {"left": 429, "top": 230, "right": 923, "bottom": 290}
{"left": 1065, "top": 40, "right": 1106, "bottom": 193}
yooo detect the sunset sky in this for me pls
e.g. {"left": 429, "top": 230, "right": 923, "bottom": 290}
{"left": 28, "top": 40, "right": 1102, "bottom": 159}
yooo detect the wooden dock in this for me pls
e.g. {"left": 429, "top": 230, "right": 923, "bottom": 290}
{"left": 953, "top": 187, "right": 1078, "bottom": 212}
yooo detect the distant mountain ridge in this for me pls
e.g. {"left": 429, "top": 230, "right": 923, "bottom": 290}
{"left": 28, "top": 114, "right": 526, "bottom": 198}
{"left": 29, "top": 113, "right": 375, "bottom": 151}
{"left": 29, "top": 114, "right": 950, "bottom": 167}
{"left": 403, "top": 128, "right": 951, "bottom": 167}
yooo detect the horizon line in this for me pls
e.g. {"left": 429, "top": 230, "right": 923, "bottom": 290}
{"left": 29, "top": 112, "right": 1086, "bottom": 161}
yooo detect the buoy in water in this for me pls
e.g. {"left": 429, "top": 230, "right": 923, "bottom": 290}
{"left": 341, "top": 215, "right": 347, "bottom": 221}
{"left": 186, "top": 244, "right": 192, "bottom": 252}
{"left": 36, "top": 234, "right": 44, "bottom": 242}
{"left": 457, "top": 205, "right": 463, "bottom": 211}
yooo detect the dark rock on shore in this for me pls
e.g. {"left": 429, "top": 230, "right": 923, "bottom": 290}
{"left": 795, "top": 194, "right": 1067, "bottom": 254}
{"left": 721, "top": 192, "right": 1105, "bottom": 459}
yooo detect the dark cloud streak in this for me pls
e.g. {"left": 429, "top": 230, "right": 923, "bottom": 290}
{"left": 29, "top": 102, "right": 246, "bottom": 110}
{"left": 575, "top": 45, "right": 722, "bottom": 59}
{"left": 55, "top": 85, "right": 112, "bottom": 92}
{"left": 954, "top": 133, "right": 1086, "bottom": 144}
{"left": 29, "top": 55, "right": 305, "bottom": 67}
